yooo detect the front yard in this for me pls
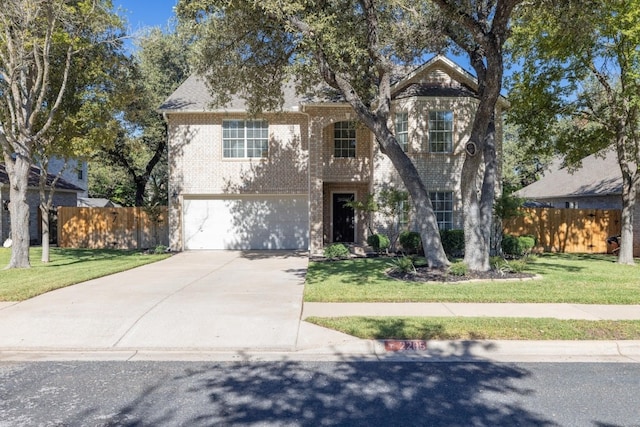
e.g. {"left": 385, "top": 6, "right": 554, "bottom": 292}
{"left": 304, "top": 253, "right": 640, "bottom": 304}
{"left": 0, "top": 247, "right": 170, "bottom": 301}
{"left": 304, "top": 253, "right": 640, "bottom": 340}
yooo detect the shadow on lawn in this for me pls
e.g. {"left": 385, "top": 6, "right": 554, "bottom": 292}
{"left": 307, "top": 258, "right": 389, "bottom": 287}
{"left": 528, "top": 253, "right": 618, "bottom": 275}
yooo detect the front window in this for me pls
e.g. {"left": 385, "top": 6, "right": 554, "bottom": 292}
{"left": 429, "top": 191, "right": 453, "bottom": 230}
{"left": 334, "top": 121, "right": 356, "bottom": 158}
{"left": 428, "top": 111, "right": 453, "bottom": 153}
{"left": 398, "top": 199, "right": 410, "bottom": 227}
{"left": 395, "top": 112, "right": 408, "bottom": 152}
{"left": 223, "top": 120, "right": 269, "bottom": 158}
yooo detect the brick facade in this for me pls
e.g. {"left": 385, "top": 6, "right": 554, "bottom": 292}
{"left": 163, "top": 56, "right": 505, "bottom": 253}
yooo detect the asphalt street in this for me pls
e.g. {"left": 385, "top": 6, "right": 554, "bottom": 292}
{"left": 1, "top": 361, "right": 639, "bottom": 426}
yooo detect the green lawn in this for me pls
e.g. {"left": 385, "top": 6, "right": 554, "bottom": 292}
{"left": 304, "top": 253, "right": 640, "bottom": 304}
{"left": 307, "top": 316, "right": 640, "bottom": 340}
{"left": 0, "top": 247, "right": 171, "bottom": 301}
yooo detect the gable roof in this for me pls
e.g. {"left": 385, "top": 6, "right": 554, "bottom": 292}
{"left": 516, "top": 150, "right": 623, "bottom": 200}
{"left": 392, "top": 55, "right": 508, "bottom": 107}
{"left": 159, "top": 55, "right": 498, "bottom": 114}
{"left": 0, "top": 164, "right": 84, "bottom": 193}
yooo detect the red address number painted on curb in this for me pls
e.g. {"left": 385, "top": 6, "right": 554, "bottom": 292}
{"left": 384, "top": 340, "right": 428, "bottom": 351}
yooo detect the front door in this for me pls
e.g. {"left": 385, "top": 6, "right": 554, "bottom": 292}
{"left": 333, "top": 193, "right": 355, "bottom": 243}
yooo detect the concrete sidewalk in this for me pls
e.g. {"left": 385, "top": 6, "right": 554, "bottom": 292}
{"left": 302, "top": 302, "right": 640, "bottom": 320}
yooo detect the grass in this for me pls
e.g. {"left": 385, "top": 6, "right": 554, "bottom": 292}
{"left": 304, "top": 253, "right": 640, "bottom": 304}
{"left": 306, "top": 317, "right": 640, "bottom": 340}
{"left": 0, "top": 247, "right": 171, "bottom": 301}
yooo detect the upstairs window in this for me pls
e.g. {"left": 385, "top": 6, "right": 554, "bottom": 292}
{"left": 428, "top": 111, "right": 453, "bottom": 153}
{"left": 429, "top": 191, "right": 453, "bottom": 230}
{"left": 334, "top": 121, "right": 356, "bottom": 158}
{"left": 395, "top": 112, "right": 409, "bottom": 152}
{"left": 223, "top": 120, "right": 269, "bottom": 158}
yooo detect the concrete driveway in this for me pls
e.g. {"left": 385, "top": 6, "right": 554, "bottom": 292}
{"left": 0, "top": 251, "right": 309, "bottom": 353}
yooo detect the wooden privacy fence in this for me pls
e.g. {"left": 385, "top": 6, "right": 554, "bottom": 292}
{"left": 57, "top": 207, "right": 169, "bottom": 250}
{"left": 502, "top": 208, "right": 621, "bottom": 254}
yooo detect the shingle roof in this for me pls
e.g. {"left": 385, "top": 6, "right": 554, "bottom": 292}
{"left": 158, "top": 75, "right": 317, "bottom": 113}
{"left": 0, "top": 163, "right": 84, "bottom": 192}
{"left": 516, "top": 150, "right": 623, "bottom": 199}
{"left": 158, "top": 56, "right": 488, "bottom": 114}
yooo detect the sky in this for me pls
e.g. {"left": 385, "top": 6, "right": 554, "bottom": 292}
{"left": 114, "top": 0, "right": 179, "bottom": 34}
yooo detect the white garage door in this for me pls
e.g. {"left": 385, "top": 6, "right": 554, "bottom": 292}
{"left": 183, "top": 196, "right": 309, "bottom": 250}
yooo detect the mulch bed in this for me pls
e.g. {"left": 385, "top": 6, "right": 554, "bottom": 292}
{"left": 389, "top": 266, "right": 535, "bottom": 283}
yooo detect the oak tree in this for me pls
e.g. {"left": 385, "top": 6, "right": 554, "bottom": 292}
{"left": 0, "top": 0, "right": 122, "bottom": 268}
{"left": 176, "top": 0, "right": 452, "bottom": 267}
{"left": 508, "top": 0, "right": 640, "bottom": 265}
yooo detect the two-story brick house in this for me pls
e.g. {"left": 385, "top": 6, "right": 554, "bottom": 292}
{"left": 159, "top": 55, "right": 506, "bottom": 254}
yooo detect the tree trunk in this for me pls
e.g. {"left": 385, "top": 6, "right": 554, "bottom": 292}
{"left": 378, "top": 133, "right": 450, "bottom": 268}
{"left": 41, "top": 205, "right": 50, "bottom": 263}
{"left": 618, "top": 168, "right": 636, "bottom": 265}
{"left": 5, "top": 156, "right": 32, "bottom": 269}
{"left": 461, "top": 141, "right": 489, "bottom": 271}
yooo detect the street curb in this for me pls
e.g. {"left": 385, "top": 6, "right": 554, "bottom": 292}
{"left": 2, "top": 340, "right": 640, "bottom": 363}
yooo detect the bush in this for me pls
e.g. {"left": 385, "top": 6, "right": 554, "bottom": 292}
{"left": 367, "top": 233, "right": 390, "bottom": 253}
{"left": 399, "top": 231, "right": 422, "bottom": 254}
{"left": 502, "top": 234, "right": 536, "bottom": 256}
{"left": 324, "top": 243, "right": 350, "bottom": 259}
{"left": 153, "top": 245, "right": 168, "bottom": 254}
{"left": 441, "top": 229, "right": 465, "bottom": 257}
{"left": 448, "top": 261, "right": 468, "bottom": 276}
{"left": 388, "top": 256, "right": 416, "bottom": 274}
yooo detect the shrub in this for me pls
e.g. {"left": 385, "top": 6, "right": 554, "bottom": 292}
{"left": 502, "top": 234, "right": 536, "bottom": 256}
{"left": 490, "top": 256, "right": 530, "bottom": 275}
{"left": 367, "top": 233, "right": 390, "bottom": 253}
{"left": 399, "top": 231, "right": 422, "bottom": 254}
{"left": 507, "top": 259, "right": 529, "bottom": 273}
{"left": 441, "top": 229, "right": 465, "bottom": 257}
{"left": 324, "top": 243, "right": 350, "bottom": 259}
{"left": 448, "top": 261, "right": 468, "bottom": 276}
{"left": 153, "top": 245, "right": 168, "bottom": 254}
{"left": 388, "top": 256, "right": 416, "bottom": 274}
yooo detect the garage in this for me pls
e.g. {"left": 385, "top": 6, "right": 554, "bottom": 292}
{"left": 183, "top": 195, "right": 309, "bottom": 250}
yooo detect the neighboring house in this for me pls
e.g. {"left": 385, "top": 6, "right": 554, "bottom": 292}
{"left": 515, "top": 149, "right": 640, "bottom": 256}
{"left": 46, "top": 157, "right": 88, "bottom": 198}
{"left": 0, "top": 164, "right": 84, "bottom": 245}
{"left": 159, "top": 55, "right": 507, "bottom": 254}
{"left": 77, "top": 197, "right": 121, "bottom": 208}
{"left": 516, "top": 150, "right": 623, "bottom": 210}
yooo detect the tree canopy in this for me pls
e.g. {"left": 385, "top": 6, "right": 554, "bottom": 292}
{"left": 508, "top": 0, "right": 640, "bottom": 264}
{"left": 0, "top": 0, "right": 124, "bottom": 268}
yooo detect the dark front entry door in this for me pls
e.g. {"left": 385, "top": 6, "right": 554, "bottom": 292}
{"left": 333, "top": 193, "right": 355, "bottom": 243}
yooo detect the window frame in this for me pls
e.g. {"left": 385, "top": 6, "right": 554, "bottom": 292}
{"left": 333, "top": 121, "right": 357, "bottom": 158}
{"left": 428, "top": 110, "right": 454, "bottom": 153}
{"left": 429, "top": 191, "right": 453, "bottom": 230}
{"left": 394, "top": 111, "right": 409, "bottom": 152}
{"left": 222, "top": 119, "right": 269, "bottom": 159}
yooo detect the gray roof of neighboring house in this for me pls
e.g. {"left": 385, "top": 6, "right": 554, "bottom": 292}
{"left": 0, "top": 163, "right": 84, "bottom": 192}
{"left": 77, "top": 197, "right": 121, "bottom": 208}
{"left": 516, "top": 150, "right": 623, "bottom": 199}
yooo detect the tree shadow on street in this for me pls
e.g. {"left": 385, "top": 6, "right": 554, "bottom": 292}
{"left": 58, "top": 354, "right": 559, "bottom": 426}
